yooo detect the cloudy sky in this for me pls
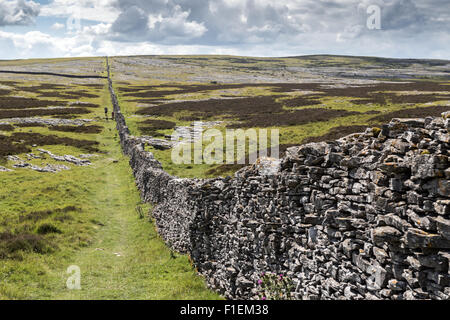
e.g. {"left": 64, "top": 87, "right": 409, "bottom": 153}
{"left": 0, "top": 0, "right": 448, "bottom": 60}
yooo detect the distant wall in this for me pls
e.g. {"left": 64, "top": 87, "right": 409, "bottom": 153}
{"left": 0, "top": 70, "right": 106, "bottom": 79}
{"left": 107, "top": 61, "right": 450, "bottom": 300}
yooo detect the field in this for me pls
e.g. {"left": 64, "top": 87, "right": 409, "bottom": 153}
{"left": 0, "top": 54, "right": 449, "bottom": 299}
{"left": 109, "top": 55, "right": 450, "bottom": 178}
{"left": 0, "top": 58, "right": 220, "bottom": 299}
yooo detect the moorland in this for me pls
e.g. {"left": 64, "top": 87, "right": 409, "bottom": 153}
{"left": 0, "top": 54, "right": 448, "bottom": 299}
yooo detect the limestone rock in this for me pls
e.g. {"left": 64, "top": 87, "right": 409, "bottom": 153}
{"left": 372, "top": 226, "right": 402, "bottom": 245}
{"left": 109, "top": 70, "right": 450, "bottom": 302}
{"left": 406, "top": 229, "right": 450, "bottom": 249}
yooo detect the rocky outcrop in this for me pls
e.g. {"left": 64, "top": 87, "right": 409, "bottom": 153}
{"left": 6, "top": 149, "right": 92, "bottom": 173}
{"left": 38, "top": 149, "right": 92, "bottom": 166}
{"left": 3, "top": 117, "right": 94, "bottom": 126}
{"left": 107, "top": 58, "right": 450, "bottom": 300}
{"left": 12, "top": 161, "right": 70, "bottom": 173}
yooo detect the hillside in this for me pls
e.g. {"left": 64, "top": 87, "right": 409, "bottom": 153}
{"left": 0, "top": 54, "right": 448, "bottom": 300}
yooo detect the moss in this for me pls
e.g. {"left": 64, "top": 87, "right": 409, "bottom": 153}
{"left": 372, "top": 127, "right": 382, "bottom": 137}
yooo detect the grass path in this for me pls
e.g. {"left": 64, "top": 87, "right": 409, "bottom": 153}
{"left": 0, "top": 113, "right": 220, "bottom": 299}
{"left": 47, "top": 120, "right": 221, "bottom": 300}
{"left": 0, "top": 75, "right": 219, "bottom": 299}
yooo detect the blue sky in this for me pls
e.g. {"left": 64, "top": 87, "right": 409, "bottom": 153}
{"left": 0, "top": 0, "right": 449, "bottom": 60}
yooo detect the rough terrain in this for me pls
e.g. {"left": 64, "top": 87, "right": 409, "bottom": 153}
{"left": 1, "top": 54, "right": 449, "bottom": 300}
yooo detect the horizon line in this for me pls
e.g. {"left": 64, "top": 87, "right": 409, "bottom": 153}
{"left": 1, "top": 53, "right": 449, "bottom": 62}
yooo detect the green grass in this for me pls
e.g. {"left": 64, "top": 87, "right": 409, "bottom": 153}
{"left": 113, "top": 74, "right": 449, "bottom": 179}
{"left": 0, "top": 119, "right": 221, "bottom": 300}
{"left": 49, "top": 124, "right": 221, "bottom": 299}
{"left": 0, "top": 77, "right": 221, "bottom": 300}
{"left": 1, "top": 55, "right": 448, "bottom": 299}
{"left": 147, "top": 146, "right": 234, "bottom": 179}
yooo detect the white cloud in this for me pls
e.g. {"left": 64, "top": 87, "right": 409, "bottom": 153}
{"left": 40, "top": 0, "right": 119, "bottom": 23}
{"left": 110, "top": 5, "right": 148, "bottom": 35}
{"left": 51, "top": 22, "right": 65, "bottom": 30}
{"left": 82, "top": 23, "right": 111, "bottom": 36}
{"left": 0, "top": 30, "right": 97, "bottom": 58}
{"left": 0, "top": 0, "right": 40, "bottom": 26}
{"left": 0, "top": 0, "right": 449, "bottom": 59}
{"left": 109, "top": 4, "right": 207, "bottom": 43}
{"left": 151, "top": 5, "right": 207, "bottom": 40}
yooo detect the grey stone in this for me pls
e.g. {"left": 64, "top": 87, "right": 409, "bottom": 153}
{"left": 406, "top": 229, "right": 450, "bottom": 249}
{"left": 343, "top": 286, "right": 357, "bottom": 299}
{"left": 417, "top": 254, "right": 449, "bottom": 272}
{"left": 38, "top": 149, "right": 91, "bottom": 166}
{"left": 372, "top": 226, "right": 402, "bottom": 245}
{"left": 367, "top": 264, "right": 389, "bottom": 288}
{"left": 107, "top": 74, "right": 450, "bottom": 301}
{"left": 434, "top": 200, "right": 450, "bottom": 216}
{"left": 373, "top": 247, "right": 389, "bottom": 264}
{"left": 379, "top": 214, "right": 411, "bottom": 232}
{"left": 388, "top": 279, "right": 407, "bottom": 291}
{"left": 406, "top": 256, "right": 422, "bottom": 270}
{"left": 435, "top": 217, "right": 450, "bottom": 240}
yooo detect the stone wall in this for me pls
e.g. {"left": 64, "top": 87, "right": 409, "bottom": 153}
{"left": 107, "top": 62, "right": 450, "bottom": 300}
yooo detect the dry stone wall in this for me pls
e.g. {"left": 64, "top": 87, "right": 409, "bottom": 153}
{"left": 107, "top": 62, "right": 450, "bottom": 300}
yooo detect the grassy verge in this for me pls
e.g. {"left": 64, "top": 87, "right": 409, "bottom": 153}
{"left": 0, "top": 79, "right": 221, "bottom": 300}
{"left": 49, "top": 120, "right": 221, "bottom": 299}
